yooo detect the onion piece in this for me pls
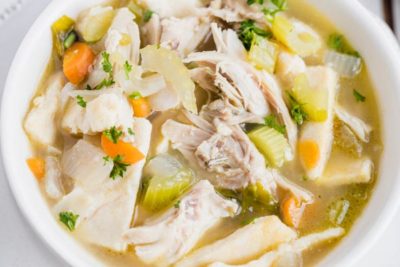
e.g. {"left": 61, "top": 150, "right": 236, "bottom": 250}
{"left": 325, "top": 50, "right": 362, "bottom": 77}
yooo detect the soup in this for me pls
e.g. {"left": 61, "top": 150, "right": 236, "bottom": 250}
{"left": 24, "top": 0, "right": 382, "bottom": 266}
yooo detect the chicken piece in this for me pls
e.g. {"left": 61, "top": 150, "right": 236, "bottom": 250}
{"left": 205, "top": 0, "right": 266, "bottom": 24}
{"left": 257, "top": 70, "right": 298, "bottom": 159}
{"left": 124, "top": 180, "right": 239, "bottom": 266}
{"left": 138, "top": 0, "right": 205, "bottom": 18}
{"left": 216, "top": 61, "right": 270, "bottom": 117}
{"left": 190, "top": 67, "right": 219, "bottom": 93}
{"left": 24, "top": 73, "right": 65, "bottom": 146}
{"left": 209, "top": 227, "right": 344, "bottom": 267}
{"left": 335, "top": 105, "right": 372, "bottom": 143}
{"left": 142, "top": 13, "right": 161, "bottom": 45}
{"left": 175, "top": 216, "right": 297, "bottom": 267}
{"left": 276, "top": 51, "right": 307, "bottom": 88}
{"left": 160, "top": 17, "right": 211, "bottom": 57}
{"left": 54, "top": 119, "right": 152, "bottom": 251}
{"left": 211, "top": 23, "right": 246, "bottom": 60}
{"left": 298, "top": 67, "right": 338, "bottom": 180}
{"left": 162, "top": 106, "right": 274, "bottom": 191}
{"left": 61, "top": 91, "right": 133, "bottom": 135}
{"left": 318, "top": 149, "right": 374, "bottom": 187}
{"left": 272, "top": 170, "right": 314, "bottom": 204}
{"left": 44, "top": 156, "right": 64, "bottom": 200}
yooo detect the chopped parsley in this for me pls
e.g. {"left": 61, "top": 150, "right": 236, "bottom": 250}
{"left": 76, "top": 95, "right": 87, "bottom": 108}
{"left": 174, "top": 200, "right": 181, "bottom": 209}
{"left": 59, "top": 211, "right": 79, "bottom": 231}
{"left": 128, "top": 128, "right": 135, "bottom": 136}
{"left": 287, "top": 93, "right": 307, "bottom": 125}
{"left": 327, "top": 33, "right": 361, "bottom": 57}
{"left": 353, "top": 89, "right": 366, "bottom": 102}
{"left": 262, "top": 0, "right": 288, "bottom": 22}
{"left": 103, "top": 126, "right": 123, "bottom": 144}
{"left": 143, "top": 10, "right": 154, "bottom": 23}
{"left": 238, "top": 20, "right": 271, "bottom": 50}
{"left": 247, "top": 0, "right": 264, "bottom": 5}
{"left": 124, "top": 60, "right": 133, "bottom": 79}
{"left": 103, "top": 156, "right": 111, "bottom": 165}
{"left": 110, "top": 155, "right": 130, "bottom": 180}
{"left": 264, "top": 115, "right": 286, "bottom": 134}
{"left": 129, "top": 91, "right": 142, "bottom": 100}
{"left": 85, "top": 51, "right": 116, "bottom": 90}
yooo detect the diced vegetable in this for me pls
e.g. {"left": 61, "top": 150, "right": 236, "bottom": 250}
{"left": 248, "top": 36, "right": 279, "bottom": 73}
{"left": 243, "top": 181, "right": 277, "bottom": 208}
{"left": 248, "top": 126, "right": 291, "bottom": 167}
{"left": 76, "top": 6, "right": 115, "bottom": 43}
{"left": 325, "top": 50, "right": 362, "bottom": 78}
{"left": 272, "top": 15, "right": 321, "bottom": 57}
{"left": 280, "top": 195, "right": 305, "bottom": 228}
{"left": 142, "top": 155, "right": 194, "bottom": 211}
{"left": 291, "top": 74, "right": 328, "bottom": 122}
{"left": 298, "top": 140, "right": 320, "bottom": 171}
{"left": 52, "top": 15, "right": 75, "bottom": 56}
{"left": 328, "top": 200, "right": 350, "bottom": 225}
{"left": 140, "top": 46, "right": 198, "bottom": 113}
{"left": 63, "top": 42, "right": 95, "bottom": 84}
{"left": 129, "top": 93, "right": 152, "bottom": 118}
{"left": 63, "top": 31, "right": 78, "bottom": 50}
{"left": 333, "top": 119, "right": 363, "bottom": 157}
{"left": 101, "top": 133, "right": 145, "bottom": 164}
{"left": 26, "top": 157, "right": 45, "bottom": 180}
{"left": 127, "top": 0, "right": 144, "bottom": 21}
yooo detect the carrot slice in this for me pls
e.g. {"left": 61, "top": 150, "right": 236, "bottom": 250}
{"left": 63, "top": 42, "right": 95, "bottom": 85}
{"left": 130, "top": 97, "right": 151, "bottom": 118}
{"left": 26, "top": 157, "right": 45, "bottom": 180}
{"left": 281, "top": 195, "right": 305, "bottom": 228}
{"left": 101, "top": 134, "right": 145, "bottom": 164}
{"left": 298, "top": 140, "right": 320, "bottom": 170}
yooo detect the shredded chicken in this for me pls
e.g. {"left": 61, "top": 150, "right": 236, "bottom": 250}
{"left": 175, "top": 216, "right": 297, "bottom": 267}
{"left": 24, "top": 73, "right": 65, "bottom": 146}
{"left": 209, "top": 227, "right": 344, "bottom": 267}
{"left": 124, "top": 180, "right": 238, "bottom": 266}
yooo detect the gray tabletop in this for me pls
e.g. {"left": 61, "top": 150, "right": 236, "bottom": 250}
{"left": 0, "top": 0, "right": 399, "bottom": 266}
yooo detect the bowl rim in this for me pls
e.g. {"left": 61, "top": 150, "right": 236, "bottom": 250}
{"left": 2, "top": 0, "right": 400, "bottom": 266}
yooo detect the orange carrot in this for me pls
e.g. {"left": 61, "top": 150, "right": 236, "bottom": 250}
{"left": 281, "top": 195, "right": 305, "bottom": 228}
{"left": 101, "top": 134, "right": 144, "bottom": 164}
{"left": 130, "top": 96, "right": 151, "bottom": 118}
{"left": 298, "top": 140, "right": 320, "bottom": 170}
{"left": 63, "top": 42, "right": 95, "bottom": 85}
{"left": 26, "top": 157, "right": 45, "bottom": 180}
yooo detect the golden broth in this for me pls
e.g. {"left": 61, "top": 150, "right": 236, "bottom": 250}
{"left": 27, "top": 0, "right": 382, "bottom": 266}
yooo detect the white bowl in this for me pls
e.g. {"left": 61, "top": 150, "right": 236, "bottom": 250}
{"left": 2, "top": 0, "right": 400, "bottom": 266}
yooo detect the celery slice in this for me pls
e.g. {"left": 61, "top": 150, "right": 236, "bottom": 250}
{"left": 142, "top": 169, "right": 194, "bottom": 211}
{"left": 272, "top": 16, "right": 321, "bottom": 57}
{"left": 248, "top": 36, "right": 279, "bottom": 73}
{"left": 291, "top": 74, "right": 328, "bottom": 122}
{"left": 76, "top": 6, "right": 115, "bottom": 43}
{"left": 52, "top": 15, "right": 75, "bottom": 56}
{"left": 248, "top": 126, "right": 290, "bottom": 167}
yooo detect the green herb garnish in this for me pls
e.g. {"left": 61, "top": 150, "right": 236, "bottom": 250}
{"left": 129, "top": 91, "right": 142, "bottom": 100}
{"left": 101, "top": 51, "right": 113, "bottom": 73}
{"left": 353, "top": 89, "right": 366, "bottom": 102}
{"left": 238, "top": 20, "right": 271, "bottom": 50}
{"left": 264, "top": 115, "right": 286, "bottom": 134}
{"left": 328, "top": 33, "right": 361, "bottom": 57}
{"left": 103, "top": 126, "right": 123, "bottom": 144}
{"left": 110, "top": 155, "right": 130, "bottom": 180}
{"left": 143, "top": 10, "right": 154, "bottom": 23}
{"left": 76, "top": 95, "right": 87, "bottom": 108}
{"left": 124, "top": 60, "right": 133, "bottom": 79}
{"left": 174, "top": 200, "right": 181, "bottom": 209}
{"left": 262, "top": 0, "right": 288, "bottom": 22}
{"left": 59, "top": 211, "right": 79, "bottom": 231}
{"left": 287, "top": 93, "right": 307, "bottom": 125}
{"left": 128, "top": 128, "right": 135, "bottom": 136}
{"left": 247, "top": 0, "right": 264, "bottom": 5}
{"left": 63, "top": 31, "right": 77, "bottom": 49}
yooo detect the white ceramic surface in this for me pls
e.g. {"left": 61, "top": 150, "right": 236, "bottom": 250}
{"left": 1, "top": 0, "right": 400, "bottom": 267}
